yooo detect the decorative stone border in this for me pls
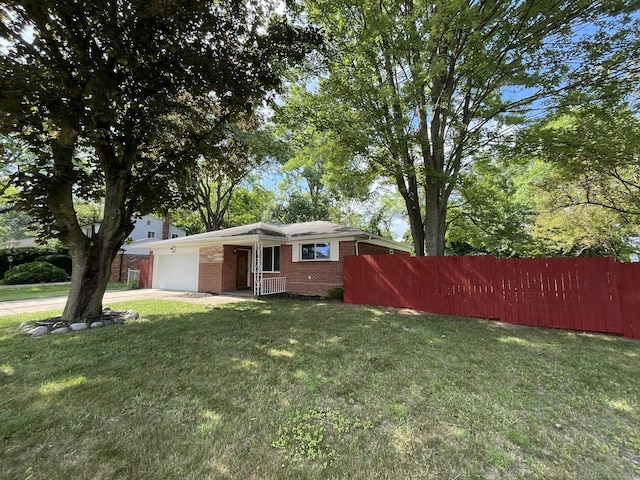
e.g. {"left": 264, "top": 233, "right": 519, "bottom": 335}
{"left": 20, "top": 308, "right": 140, "bottom": 337}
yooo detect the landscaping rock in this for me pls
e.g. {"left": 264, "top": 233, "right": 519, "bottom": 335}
{"left": 22, "top": 308, "right": 139, "bottom": 337}
{"left": 122, "top": 310, "right": 139, "bottom": 321}
{"left": 29, "top": 326, "right": 50, "bottom": 337}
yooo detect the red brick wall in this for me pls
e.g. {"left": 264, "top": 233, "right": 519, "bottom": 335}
{"left": 109, "top": 254, "right": 149, "bottom": 282}
{"left": 358, "top": 242, "right": 409, "bottom": 255}
{"left": 199, "top": 246, "right": 223, "bottom": 293}
{"left": 276, "top": 242, "right": 348, "bottom": 296}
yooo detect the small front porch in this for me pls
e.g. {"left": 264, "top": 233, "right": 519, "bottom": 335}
{"left": 225, "top": 241, "right": 286, "bottom": 296}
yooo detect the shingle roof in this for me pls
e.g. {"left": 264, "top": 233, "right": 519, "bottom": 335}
{"left": 141, "top": 220, "right": 409, "bottom": 251}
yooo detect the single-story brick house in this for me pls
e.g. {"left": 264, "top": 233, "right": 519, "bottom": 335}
{"left": 143, "top": 221, "right": 411, "bottom": 296}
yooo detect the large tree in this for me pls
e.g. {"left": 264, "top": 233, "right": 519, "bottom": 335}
{"left": 286, "top": 0, "right": 639, "bottom": 255}
{"left": 0, "top": 1, "right": 319, "bottom": 320}
{"left": 183, "top": 112, "right": 279, "bottom": 232}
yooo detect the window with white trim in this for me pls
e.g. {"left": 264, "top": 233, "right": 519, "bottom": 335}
{"left": 262, "top": 246, "right": 280, "bottom": 272}
{"left": 171, "top": 233, "right": 179, "bottom": 238}
{"left": 301, "top": 242, "right": 330, "bottom": 260}
{"left": 147, "top": 231, "right": 156, "bottom": 238}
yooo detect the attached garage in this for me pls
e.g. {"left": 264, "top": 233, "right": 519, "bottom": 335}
{"left": 153, "top": 249, "right": 199, "bottom": 291}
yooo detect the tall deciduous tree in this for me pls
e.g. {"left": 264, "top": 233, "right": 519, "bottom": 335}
{"left": 286, "top": 0, "right": 639, "bottom": 255}
{"left": 183, "top": 111, "right": 277, "bottom": 232}
{"left": 0, "top": 1, "right": 319, "bottom": 320}
{"left": 520, "top": 101, "right": 640, "bottom": 219}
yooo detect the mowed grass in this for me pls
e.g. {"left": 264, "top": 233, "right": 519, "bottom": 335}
{"left": 1, "top": 299, "right": 638, "bottom": 479}
{"left": 0, "top": 282, "right": 129, "bottom": 302}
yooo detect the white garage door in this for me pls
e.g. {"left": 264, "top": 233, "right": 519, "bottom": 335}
{"left": 155, "top": 252, "right": 199, "bottom": 291}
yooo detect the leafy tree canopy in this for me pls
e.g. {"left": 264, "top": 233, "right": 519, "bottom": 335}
{"left": 282, "top": 0, "right": 640, "bottom": 255}
{"left": 0, "top": 0, "right": 320, "bottom": 319}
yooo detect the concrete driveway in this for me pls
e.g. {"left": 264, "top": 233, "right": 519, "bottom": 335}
{"left": 0, "top": 289, "right": 254, "bottom": 316}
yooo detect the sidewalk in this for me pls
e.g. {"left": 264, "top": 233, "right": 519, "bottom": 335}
{"left": 0, "top": 289, "right": 253, "bottom": 316}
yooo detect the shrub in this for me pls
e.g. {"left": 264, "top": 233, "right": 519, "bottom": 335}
{"left": 3, "top": 261, "right": 68, "bottom": 285}
{"left": 0, "top": 246, "right": 69, "bottom": 276}
{"left": 326, "top": 287, "right": 344, "bottom": 301}
{"left": 35, "top": 254, "right": 72, "bottom": 275}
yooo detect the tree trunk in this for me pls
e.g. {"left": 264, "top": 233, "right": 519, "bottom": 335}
{"left": 63, "top": 239, "right": 120, "bottom": 320}
{"left": 424, "top": 180, "right": 447, "bottom": 256}
{"left": 394, "top": 174, "right": 425, "bottom": 256}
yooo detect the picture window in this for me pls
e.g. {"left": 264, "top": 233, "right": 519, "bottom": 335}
{"left": 301, "top": 242, "right": 330, "bottom": 260}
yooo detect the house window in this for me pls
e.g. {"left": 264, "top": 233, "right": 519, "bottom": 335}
{"left": 262, "top": 246, "right": 280, "bottom": 272}
{"left": 171, "top": 234, "right": 179, "bottom": 239}
{"left": 147, "top": 231, "right": 156, "bottom": 238}
{"left": 301, "top": 242, "right": 330, "bottom": 260}
{"left": 146, "top": 220, "right": 151, "bottom": 225}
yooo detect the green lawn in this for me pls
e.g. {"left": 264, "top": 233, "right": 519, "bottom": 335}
{"left": 1, "top": 299, "right": 638, "bottom": 479}
{"left": 0, "top": 282, "right": 129, "bottom": 302}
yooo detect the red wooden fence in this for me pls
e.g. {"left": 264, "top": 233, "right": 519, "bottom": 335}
{"left": 139, "top": 260, "right": 150, "bottom": 289}
{"left": 344, "top": 255, "right": 639, "bottom": 340}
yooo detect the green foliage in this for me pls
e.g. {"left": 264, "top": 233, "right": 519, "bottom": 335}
{"left": 272, "top": 408, "right": 372, "bottom": 468}
{"left": 447, "top": 152, "right": 541, "bottom": 258}
{"left": 0, "top": 1, "right": 321, "bottom": 318}
{"left": 271, "top": 191, "right": 330, "bottom": 224}
{"left": 519, "top": 101, "right": 640, "bottom": 218}
{"left": 34, "top": 254, "right": 72, "bottom": 275}
{"left": 3, "top": 261, "right": 68, "bottom": 285}
{"left": 283, "top": 0, "right": 639, "bottom": 255}
{"left": 0, "top": 246, "right": 68, "bottom": 276}
{"left": 325, "top": 287, "right": 344, "bottom": 301}
{"left": 225, "top": 184, "right": 274, "bottom": 227}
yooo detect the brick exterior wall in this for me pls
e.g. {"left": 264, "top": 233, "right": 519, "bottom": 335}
{"left": 199, "top": 246, "right": 223, "bottom": 293}
{"left": 109, "top": 254, "right": 149, "bottom": 282}
{"left": 151, "top": 238, "right": 406, "bottom": 296}
{"left": 358, "top": 242, "right": 401, "bottom": 255}
{"left": 267, "top": 241, "right": 350, "bottom": 297}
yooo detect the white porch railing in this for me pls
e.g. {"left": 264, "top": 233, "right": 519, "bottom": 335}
{"left": 261, "top": 277, "right": 286, "bottom": 295}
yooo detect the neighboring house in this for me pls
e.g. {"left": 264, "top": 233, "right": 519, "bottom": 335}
{"left": 143, "top": 221, "right": 411, "bottom": 297}
{"left": 82, "top": 214, "right": 185, "bottom": 241}
{"left": 101, "top": 215, "right": 186, "bottom": 283}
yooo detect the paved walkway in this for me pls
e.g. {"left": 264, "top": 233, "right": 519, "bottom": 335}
{"left": 0, "top": 289, "right": 254, "bottom": 316}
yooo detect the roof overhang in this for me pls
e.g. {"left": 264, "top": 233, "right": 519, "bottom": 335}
{"left": 142, "top": 228, "right": 411, "bottom": 253}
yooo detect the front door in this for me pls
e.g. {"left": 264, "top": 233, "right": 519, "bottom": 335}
{"left": 236, "top": 250, "right": 249, "bottom": 288}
